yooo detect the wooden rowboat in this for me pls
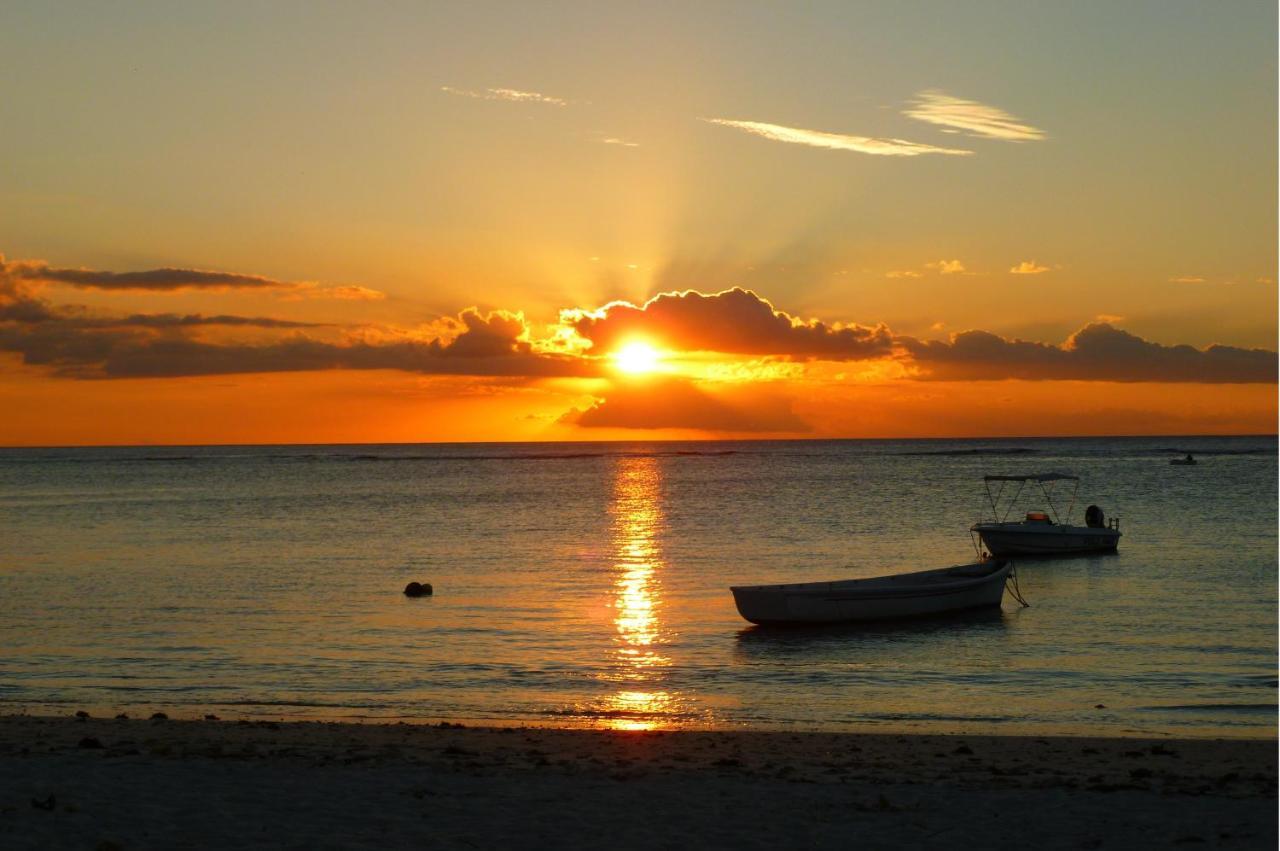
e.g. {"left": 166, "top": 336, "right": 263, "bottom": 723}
{"left": 730, "top": 560, "right": 1011, "bottom": 626}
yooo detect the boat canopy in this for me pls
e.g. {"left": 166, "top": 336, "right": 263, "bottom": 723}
{"left": 983, "top": 473, "right": 1079, "bottom": 482}
{"left": 975, "top": 472, "right": 1083, "bottom": 536}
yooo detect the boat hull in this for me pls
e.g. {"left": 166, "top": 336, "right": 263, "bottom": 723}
{"left": 730, "top": 561, "right": 1010, "bottom": 626}
{"left": 973, "top": 523, "right": 1120, "bottom": 556}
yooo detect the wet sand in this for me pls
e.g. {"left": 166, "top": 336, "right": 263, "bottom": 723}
{"left": 1, "top": 714, "right": 1274, "bottom": 849}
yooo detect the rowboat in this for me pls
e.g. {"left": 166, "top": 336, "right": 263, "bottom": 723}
{"left": 730, "top": 560, "right": 1011, "bottom": 626}
{"left": 970, "top": 473, "right": 1121, "bottom": 557}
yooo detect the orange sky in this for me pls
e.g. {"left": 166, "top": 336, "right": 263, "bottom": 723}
{"left": 1, "top": 3, "right": 1275, "bottom": 444}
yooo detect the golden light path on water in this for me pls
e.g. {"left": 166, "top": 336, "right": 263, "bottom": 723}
{"left": 603, "top": 456, "right": 678, "bottom": 730}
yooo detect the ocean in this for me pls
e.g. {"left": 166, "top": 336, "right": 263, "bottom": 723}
{"left": 1, "top": 436, "right": 1275, "bottom": 736}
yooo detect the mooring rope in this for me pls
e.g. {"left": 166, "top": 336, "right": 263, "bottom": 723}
{"left": 1005, "top": 562, "right": 1030, "bottom": 608}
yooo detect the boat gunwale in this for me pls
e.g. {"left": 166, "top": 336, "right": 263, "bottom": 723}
{"left": 729, "top": 560, "right": 1009, "bottom": 596}
{"left": 970, "top": 521, "right": 1121, "bottom": 536}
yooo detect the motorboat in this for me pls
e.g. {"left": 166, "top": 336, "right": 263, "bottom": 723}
{"left": 970, "top": 473, "right": 1121, "bottom": 557}
{"left": 1170, "top": 454, "right": 1197, "bottom": 466}
{"left": 730, "top": 560, "right": 1012, "bottom": 626}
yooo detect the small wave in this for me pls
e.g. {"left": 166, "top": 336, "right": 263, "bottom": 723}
{"left": 896, "top": 448, "right": 1039, "bottom": 457}
{"left": 856, "top": 712, "right": 1015, "bottom": 723}
{"left": 216, "top": 699, "right": 376, "bottom": 708}
{"left": 1140, "top": 703, "right": 1276, "bottom": 713}
{"left": 1160, "top": 447, "right": 1277, "bottom": 456}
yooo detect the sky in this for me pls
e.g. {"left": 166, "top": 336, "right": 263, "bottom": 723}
{"left": 1, "top": 1, "right": 1276, "bottom": 444}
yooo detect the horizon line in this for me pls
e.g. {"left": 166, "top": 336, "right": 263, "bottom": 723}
{"left": 1, "top": 433, "right": 1274, "bottom": 451}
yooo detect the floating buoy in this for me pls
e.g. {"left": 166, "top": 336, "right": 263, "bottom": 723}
{"left": 404, "top": 581, "right": 433, "bottom": 597}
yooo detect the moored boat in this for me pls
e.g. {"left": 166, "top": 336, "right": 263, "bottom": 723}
{"left": 730, "top": 560, "right": 1011, "bottom": 626}
{"left": 970, "top": 473, "right": 1121, "bottom": 557}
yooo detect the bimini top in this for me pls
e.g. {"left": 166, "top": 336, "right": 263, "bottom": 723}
{"left": 983, "top": 472, "right": 1079, "bottom": 482}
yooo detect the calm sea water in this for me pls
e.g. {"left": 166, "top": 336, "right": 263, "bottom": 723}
{"left": 1, "top": 436, "right": 1275, "bottom": 737}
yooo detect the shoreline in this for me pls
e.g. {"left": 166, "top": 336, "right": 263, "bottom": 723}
{"left": 3, "top": 714, "right": 1275, "bottom": 848}
{"left": 4, "top": 703, "right": 1275, "bottom": 742}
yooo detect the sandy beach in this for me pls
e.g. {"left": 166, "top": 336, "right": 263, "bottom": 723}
{"left": 1, "top": 714, "right": 1273, "bottom": 849}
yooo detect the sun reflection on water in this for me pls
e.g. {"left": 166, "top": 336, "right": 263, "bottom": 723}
{"left": 603, "top": 456, "right": 676, "bottom": 730}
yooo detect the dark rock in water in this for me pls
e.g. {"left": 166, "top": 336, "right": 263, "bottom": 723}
{"left": 115, "top": 713, "right": 129, "bottom": 720}
{"left": 204, "top": 714, "right": 220, "bottom": 721}
{"left": 78, "top": 736, "right": 104, "bottom": 749}
{"left": 150, "top": 712, "right": 168, "bottom": 721}
{"left": 404, "top": 581, "right": 434, "bottom": 597}
{"left": 75, "top": 710, "right": 90, "bottom": 720}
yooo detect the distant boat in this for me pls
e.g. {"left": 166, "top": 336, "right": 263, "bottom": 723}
{"left": 730, "top": 560, "right": 1011, "bottom": 626}
{"left": 970, "top": 473, "right": 1121, "bottom": 557}
{"left": 1170, "top": 454, "right": 1197, "bottom": 466}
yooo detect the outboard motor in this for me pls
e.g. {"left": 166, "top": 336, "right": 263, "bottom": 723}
{"left": 1085, "top": 504, "right": 1105, "bottom": 528}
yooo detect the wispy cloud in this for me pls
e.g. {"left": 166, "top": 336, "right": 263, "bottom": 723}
{"left": 441, "top": 86, "right": 568, "bottom": 106}
{"left": 885, "top": 269, "right": 923, "bottom": 279}
{"left": 2, "top": 255, "right": 296, "bottom": 292}
{"left": 595, "top": 135, "right": 639, "bottom": 148}
{"left": 904, "top": 90, "right": 1045, "bottom": 141}
{"left": 926, "top": 259, "right": 968, "bottom": 275}
{"left": 1169, "top": 275, "right": 1206, "bottom": 284}
{"left": 281, "top": 285, "right": 387, "bottom": 302}
{"left": 1010, "top": 260, "right": 1051, "bottom": 275}
{"left": 702, "top": 118, "right": 972, "bottom": 157}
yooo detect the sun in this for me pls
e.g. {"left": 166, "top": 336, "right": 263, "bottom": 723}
{"left": 614, "top": 341, "right": 662, "bottom": 374}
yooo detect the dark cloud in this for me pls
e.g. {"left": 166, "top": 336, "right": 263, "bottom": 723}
{"left": 4, "top": 254, "right": 1276, "bottom": 385}
{"left": 568, "top": 288, "right": 893, "bottom": 360}
{"left": 900, "top": 323, "right": 1277, "bottom": 383}
{"left": 563, "top": 377, "right": 810, "bottom": 433}
{"left": 0, "top": 299, "right": 594, "bottom": 379}
{"left": 2, "top": 254, "right": 295, "bottom": 291}
{"left": 94, "top": 330, "right": 592, "bottom": 380}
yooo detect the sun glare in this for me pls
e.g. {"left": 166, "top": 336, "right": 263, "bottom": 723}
{"left": 614, "top": 341, "right": 661, "bottom": 374}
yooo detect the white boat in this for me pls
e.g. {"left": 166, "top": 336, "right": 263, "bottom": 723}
{"left": 730, "top": 560, "right": 1012, "bottom": 626}
{"left": 970, "top": 473, "right": 1121, "bottom": 557}
{"left": 1170, "top": 455, "right": 1197, "bottom": 466}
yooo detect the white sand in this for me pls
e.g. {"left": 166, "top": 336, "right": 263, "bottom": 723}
{"left": 1, "top": 715, "right": 1274, "bottom": 849}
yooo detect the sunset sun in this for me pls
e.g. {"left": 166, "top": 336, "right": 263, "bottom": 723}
{"left": 614, "top": 341, "right": 662, "bottom": 374}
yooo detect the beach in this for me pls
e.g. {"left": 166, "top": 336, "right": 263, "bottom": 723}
{"left": 2, "top": 714, "right": 1274, "bottom": 849}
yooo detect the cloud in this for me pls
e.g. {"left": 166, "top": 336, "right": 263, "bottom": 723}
{"left": 1169, "top": 276, "right": 1206, "bottom": 284}
{"left": 900, "top": 323, "right": 1276, "bottom": 383}
{"left": 0, "top": 274, "right": 594, "bottom": 379}
{"left": 926, "top": 259, "right": 968, "bottom": 275}
{"left": 1009, "top": 261, "right": 1051, "bottom": 275}
{"left": 701, "top": 118, "right": 972, "bottom": 157}
{"left": 6, "top": 255, "right": 1276, "bottom": 386}
{"left": 596, "top": 136, "right": 640, "bottom": 148}
{"left": 563, "top": 377, "right": 810, "bottom": 433}
{"left": 441, "top": 86, "right": 568, "bottom": 106}
{"left": 2, "top": 255, "right": 298, "bottom": 292}
{"left": 904, "top": 90, "right": 1046, "bottom": 141}
{"left": 565, "top": 288, "right": 893, "bottom": 360}
{"left": 885, "top": 270, "right": 923, "bottom": 279}
{"left": 287, "top": 285, "right": 387, "bottom": 301}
